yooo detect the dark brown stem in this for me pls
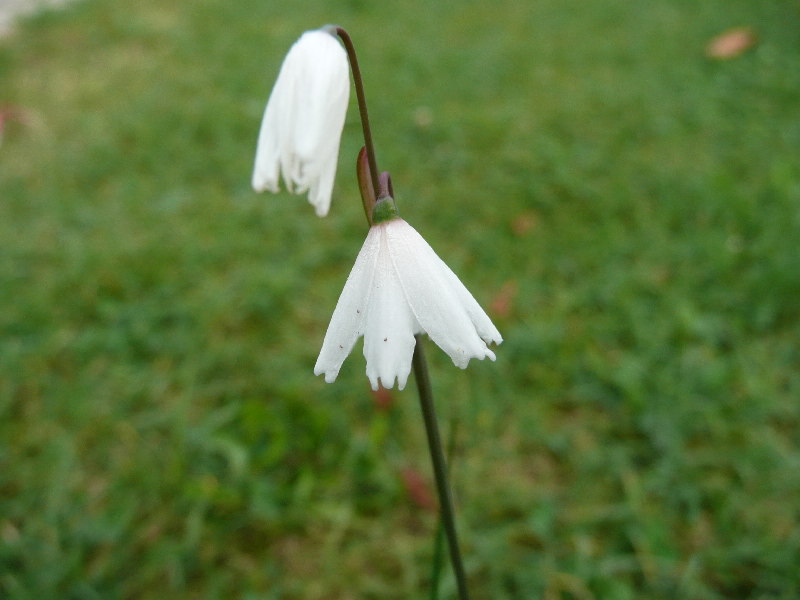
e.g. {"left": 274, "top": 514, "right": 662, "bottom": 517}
{"left": 335, "top": 27, "right": 381, "bottom": 201}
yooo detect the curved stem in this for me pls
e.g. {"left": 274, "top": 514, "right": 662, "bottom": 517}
{"left": 335, "top": 27, "right": 381, "bottom": 201}
{"left": 413, "top": 335, "right": 471, "bottom": 600}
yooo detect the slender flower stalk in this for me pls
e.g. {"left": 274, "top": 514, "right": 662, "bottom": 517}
{"left": 333, "top": 27, "right": 380, "bottom": 202}
{"left": 423, "top": 403, "right": 465, "bottom": 600}
{"left": 414, "top": 338, "right": 471, "bottom": 600}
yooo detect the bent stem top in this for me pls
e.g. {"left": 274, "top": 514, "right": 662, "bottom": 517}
{"left": 331, "top": 26, "right": 381, "bottom": 211}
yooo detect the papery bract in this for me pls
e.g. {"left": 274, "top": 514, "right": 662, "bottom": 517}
{"left": 314, "top": 217, "right": 502, "bottom": 390}
{"left": 252, "top": 29, "right": 350, "bottom": 216}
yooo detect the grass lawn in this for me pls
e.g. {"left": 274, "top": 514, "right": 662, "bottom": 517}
{"left": 1, "top": 0, "right": 799, "bottom": 598}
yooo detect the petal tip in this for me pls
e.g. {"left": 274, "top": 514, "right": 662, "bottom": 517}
{"left": 368, "top": 374, "right": 379, "bottom": 391}
{"left": 312, "top": 201, "right": 330, "bottom": 217}
{"left": 397, "top": 370, "right": 410, "bottom": 391}
{"left": 376, "top": 376, "right": 396, "bottom": 391}
{"left": 252, "top": 177, "right": 279, "bottom": 194}
{"left": 313, "top": 363, "right": 334, "bottom": 382}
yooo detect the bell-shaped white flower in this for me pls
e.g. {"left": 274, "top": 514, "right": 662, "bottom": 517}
{"left": 252, "top": 29, "right": 350, "bottom": 217}
{"left": 314, "top": 207, "right": 502, "bottom": 390}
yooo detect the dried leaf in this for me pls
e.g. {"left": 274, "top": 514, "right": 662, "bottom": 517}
{"left": 512, "top": 211, "right": 538, "bottom": 236}
{"left": 706, "top": 27, "right": 757, "bottom": 60}
{"left": 400, "top": 467, "right": 437, "bottom": 512}
{"left": 413, "top": 106, "right": 433, "bottom": 128}
{"left": 490, "top": 280, "right": 518, "bottom": 319}
{"left": 0, "top": 105, "right": 33, "bottom": 146}
{"left": 371, "top": 386, "right": 394, "bottom": 411}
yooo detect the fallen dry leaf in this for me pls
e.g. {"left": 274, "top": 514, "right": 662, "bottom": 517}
{"left": 490, "top": 280, "right": 518, "bottom": 319}
{"left": 0, "top": 105, "right": 34, "bottom": 146}
{"left": 400, "top": 467, "right": 437, "bottom": 512}
{"left": 371, "top": 386, "right": 394, "bottom": 412}
{"left": 511, "top": 211, "right": 539, "bottom": 236}
{"left": 0, "top": 107, "right": 15, "bottom": 145}
{"left": 413, "top": 105, "right": 433, "bottom": 128}
{"left": 706, "top": 26, "right": 757, "bottom": 59}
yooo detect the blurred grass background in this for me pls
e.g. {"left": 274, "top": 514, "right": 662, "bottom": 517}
{"left": 1, "top": 0, "right": 799, "bottom": 598}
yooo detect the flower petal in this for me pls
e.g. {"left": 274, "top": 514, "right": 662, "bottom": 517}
{"left": 385, "top": 219, "right": 501, "bottom": 368}
{"left": 307, "top": 147, "right": 338, "bottom": 217}
{"left": 282, "top": 32, "right": 349, "bottom": 214}
{"left": 252, "top": 29, "right": 349, "bottom": 216}
{"left": 437, "top": 256, "right": 503, "bottom": 347}
{"left": 314, "top": 226, "right": 381, "bottom": 383}
{"left": 362, "top": 226, "right": 419, "bottom": 390}
{"left": 251, "top": 67, "right": 285, "bottom": 193}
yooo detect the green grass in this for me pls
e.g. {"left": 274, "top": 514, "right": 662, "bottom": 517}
{"left": 2, "top": 0, "right": 799, "bottom": 598}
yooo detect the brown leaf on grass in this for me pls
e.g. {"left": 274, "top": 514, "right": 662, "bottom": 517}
{"left": 706, "top": 27, "right": 757, "bottom": 60}
{"left": 412, "top": 105, "right": 433, "bottom": 128}
{"left": 511, "top": 211, "right": 539, "bottom": 236}
{"left": 400, "top": 467, "right": 437, "bottom": 512}
{"left": 490, "top": 280, "right": 518, "bottom": 319}
{"left": 0, "top": 105, "right": 33, "bottom": 146}
{"left": 371, "top": 386, "right": 394, "bottom": 412}
{"left": 0, "top": 107, "right": 16, "bottom": 144}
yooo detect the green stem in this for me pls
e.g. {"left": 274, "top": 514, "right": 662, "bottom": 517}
{"left": 430, "top": 418, "right": 459, "bottom": 600}
{"left": 429, "top": 520, "right": 446, "bottom": 600}
{"left": 413, "top": 335, "right": 471, "bottom": 600}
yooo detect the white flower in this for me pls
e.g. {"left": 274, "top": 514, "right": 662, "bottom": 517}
{"left": 252, "top": 29, "right": 350, "bottom": 217}
{"left": 314, "top": 215, "right": 502, "bottom": 390}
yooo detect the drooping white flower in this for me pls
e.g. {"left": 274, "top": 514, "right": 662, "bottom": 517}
{"left": 314, "top": 209, "right": 502, "bottom": 390}
{"left": 252, "top": 29, "right": 350, "bottom": 217}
